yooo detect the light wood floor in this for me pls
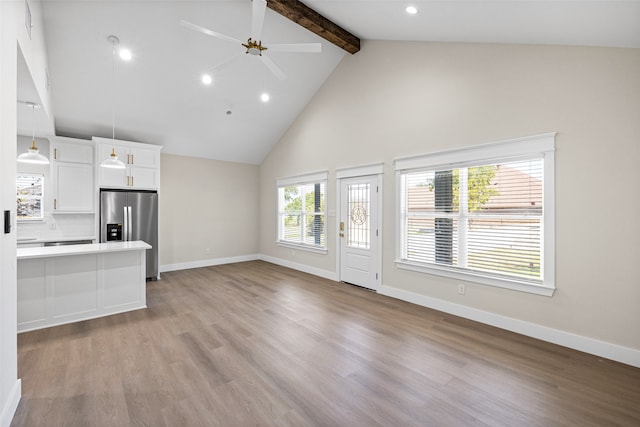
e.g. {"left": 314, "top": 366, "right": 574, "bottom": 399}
{"left": 12, "top": 261, "right": 640, "bottom": 426}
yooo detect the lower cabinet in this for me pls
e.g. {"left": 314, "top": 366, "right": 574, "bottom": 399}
{"left": 17, "top": 259, "right": 47, "bottom": 325}
{"left": 51, "top": 254, "right": 99, "bottom": 318}
{"left": 102, "top": 251, "right": 142, "bottom": 308}
{"left": 17, "top": 249, "right": 147, "bottom": 332}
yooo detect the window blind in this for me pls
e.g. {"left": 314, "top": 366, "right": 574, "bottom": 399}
{"left": 401, "top": 158, "right": 544, "bottom": 283}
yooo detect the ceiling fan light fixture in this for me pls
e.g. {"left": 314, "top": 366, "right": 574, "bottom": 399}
{"left": 243, "top": 38, "right": 267, "bottom": 56}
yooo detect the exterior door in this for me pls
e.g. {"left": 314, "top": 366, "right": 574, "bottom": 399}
{"left": 339, "top": 175, "right": 380, "bottom": 290}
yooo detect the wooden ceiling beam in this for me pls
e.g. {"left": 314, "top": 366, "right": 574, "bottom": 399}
{"left": 267, "top": 0, "right": 360, "bottom": 54}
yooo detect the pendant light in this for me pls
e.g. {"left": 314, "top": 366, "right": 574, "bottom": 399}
{"left": 100, "top": 35, "right": 126, "bottom": 169}
{"left": 17, "top": 102, "right": 49, "bottom": 165}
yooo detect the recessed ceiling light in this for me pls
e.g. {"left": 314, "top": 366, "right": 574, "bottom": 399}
{"left": 260, "top": 93, "right": 270, "bottom": 103}
{"left": 405, "top": 6, "right": 418, "bottom": 15}
{"left": 202, "top": 74, "right": 213, "bottom": 85}
{"left": 119, "top": 48, "right": 132, "bottom": 61}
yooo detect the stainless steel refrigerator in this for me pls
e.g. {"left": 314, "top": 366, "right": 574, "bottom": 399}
{"left": 100, "top": 189, "right": 158, "bottom": 280}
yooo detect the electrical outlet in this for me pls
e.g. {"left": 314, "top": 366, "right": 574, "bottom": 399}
{"left": 457, "top": 284, "right": 466, "bottom": 295}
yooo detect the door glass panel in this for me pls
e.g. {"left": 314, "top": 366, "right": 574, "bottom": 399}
{"left": 347, "top": 183, "right": 370, "bottom": 249}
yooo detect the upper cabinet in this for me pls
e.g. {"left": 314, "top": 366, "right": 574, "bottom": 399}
{"left": 94, "top": 137, "right": 162, "bottom": 190}
{"left": 50, "top": 137, "right": 95, "bottom": 213}
{"left": 52, "top": 138, "right": 94, "bottom": 163}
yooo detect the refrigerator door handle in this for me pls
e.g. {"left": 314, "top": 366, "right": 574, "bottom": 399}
{"left": 123, "top": 206, "right": 128, "bottom": 241}
{"left": 127, "top": 206, "right": 133, "bottom": 241}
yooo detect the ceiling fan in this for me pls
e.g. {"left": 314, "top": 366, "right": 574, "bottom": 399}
{"left": 180, "top": 0, "right": 322, "bottom": 81}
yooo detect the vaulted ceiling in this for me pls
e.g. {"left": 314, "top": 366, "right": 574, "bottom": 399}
{"left": 18, "top": 0, "right": 640, "bottom": 165}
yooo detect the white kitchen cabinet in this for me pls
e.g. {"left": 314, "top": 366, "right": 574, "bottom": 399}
{"left": 50, "top": 137, "right": 95, "bottom": 213}
{"left": 17, "top": 259, "right": 47, "bottom": 325}
{"left": 94, "top": 137, "right": 162, "bottom": 190}
{"left": 53, "top": 163, "right": 94, "bottom": 211}
{"left": 17, "top": 241, "right": 149, "bottom": 332}
{"left": 52, "top": 137, "right": 94, "bottom": 163}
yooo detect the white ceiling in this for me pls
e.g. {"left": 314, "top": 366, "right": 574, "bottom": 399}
{"left": 20, "top": 0, "right": 640, "bottom": 165}
{"left": 307, "top": 0, "right": 640, "bottom": 48}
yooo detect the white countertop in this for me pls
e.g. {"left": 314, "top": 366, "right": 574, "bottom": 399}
{"left": 17, "top": 241, "right": 152, "bottom": 260}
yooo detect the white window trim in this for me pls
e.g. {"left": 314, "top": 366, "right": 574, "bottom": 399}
{"left": 394, "top": 133, "right": 556, "bottom": 296}
{"left": 276, "top": 171, "right": 328, "bottom": 253}
{"left": 276, "top": 240, "right": 328, "bottom": 254}
{"left": 276, "top": 171, "right": 328, "bottom": 187}
{"left": 336, "top": 163, "right": 384, "bottom": 179}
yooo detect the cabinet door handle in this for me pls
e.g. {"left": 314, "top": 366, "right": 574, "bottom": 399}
{"left": 54, "top": 198, "right": 57, "bottom": 210}
{"left": 54, "top": 148, "right": 57, "bottom": 160}
{"left": 131, "top": 176, "right": 134, "bottom": 187}
{"left": 131, "top": 154, "right": 134, "bottom": 164}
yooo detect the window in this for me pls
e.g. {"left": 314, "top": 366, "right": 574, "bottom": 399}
{"left": 395, "top": 133, "right": 555, "bottom": 295}
{"left": 277, "top": 172, "right": 327, "bottom": 251}
{"left": 17, "top": 173, "right": 44, "bottom": 220}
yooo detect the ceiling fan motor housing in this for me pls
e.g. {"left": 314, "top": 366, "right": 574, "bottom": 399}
{"left": 243, "top": 38, "right": 267, "bottom": 56}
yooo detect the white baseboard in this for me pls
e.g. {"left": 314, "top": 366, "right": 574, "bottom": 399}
{"left": 0, "top": 379, "right": 21, "bottom": 427}
{"left": 159, "top": 254, "right": 260, "bottom": 273}
{"left": 379, "top": 285, "right": 640, "bottom": 368}
{"left": 258, "top": 254, "right": 339, "bottom": 282}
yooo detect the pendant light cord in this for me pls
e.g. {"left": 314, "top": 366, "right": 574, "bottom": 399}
{"left": 112, "top": 38, "right": 116, "bottom": 141}
{"left": 31, "top": 104, "right": 36, "bottom": 143}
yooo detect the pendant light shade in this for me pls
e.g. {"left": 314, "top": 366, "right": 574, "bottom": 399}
{"left": 100, "top": 35, "right": 126, "bottom": 170}
{"left": 17, "top": 102, "right": 49, "bottom": 165}
{"left": 101, "top": 147, "right": 126, "bottom": 169}
{"left": 17, "top": 140, "right": 50, "bottom": 164}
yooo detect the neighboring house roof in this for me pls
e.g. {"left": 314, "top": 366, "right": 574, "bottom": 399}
{"left": 407, "top": 165, "right": 542, "bottom": 213}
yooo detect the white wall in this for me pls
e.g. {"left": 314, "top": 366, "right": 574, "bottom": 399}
{"left": 260, "top": 41, "right": 640, "bottom": 364}
{"left": 1, "top": 6, "right": 22, "bottom": 426}
{"left": 159, "top": 153, "right": 259, "bottom": 271}
{"left": 1, "top": 1, "right": 52, "bottom": 424}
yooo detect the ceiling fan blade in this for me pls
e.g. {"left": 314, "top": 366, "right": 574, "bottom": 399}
{"left": 260, "top": 56, "right": 287, "bottom": 81}
{"left": 180, "top": 20, "right": 242, "bottom": 45}
{"left": 268, "top": 43, "right": 322, "bottom": 53}
{"left": 211, "top": 52, "right": 242, "bottom": 73}
{"left": 251, "top": 0, "right": 267, "bottom": 41}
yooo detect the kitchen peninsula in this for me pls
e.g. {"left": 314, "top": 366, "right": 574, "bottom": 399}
{"left": 17, "top": 241, "right": 150, "bottom": 332}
